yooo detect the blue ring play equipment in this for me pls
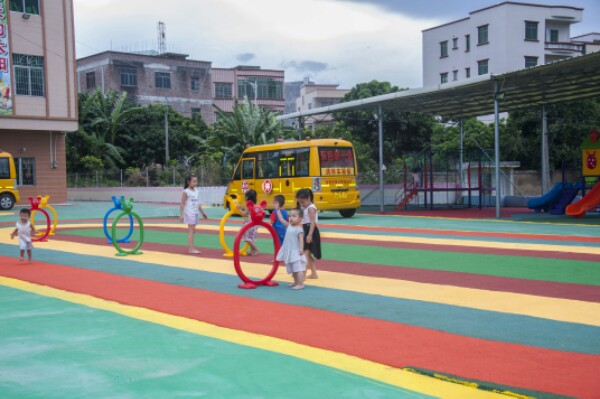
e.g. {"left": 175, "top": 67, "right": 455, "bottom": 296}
{"left": 103, "top": 196, "right": 134, "bottom": 244}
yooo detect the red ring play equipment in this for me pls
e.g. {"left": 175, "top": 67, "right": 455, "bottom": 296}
{"left": 29, "top": 196, "right": 51, "bottom": 242}
{"left": 233, "top": 200, "right": 281, "bottom": 289}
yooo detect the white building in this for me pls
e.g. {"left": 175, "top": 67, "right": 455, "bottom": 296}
{"left": 422, "top": 2, "right": 585, "bottom": 87}
{"left": 294, "top": 83, "right": 349, "bottom": 131}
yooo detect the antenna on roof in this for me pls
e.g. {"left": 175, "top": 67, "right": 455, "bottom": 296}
{"left": 157, "top": 21, "right": 166, "bottom": 55}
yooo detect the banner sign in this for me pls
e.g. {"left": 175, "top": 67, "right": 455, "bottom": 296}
{"left": 0, "top": 0, "right": 12, "bottom": 115}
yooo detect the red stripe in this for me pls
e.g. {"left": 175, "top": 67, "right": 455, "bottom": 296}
{"left": 52, "top": 234, "right": 600, "bottom": 302}
{"left": 0, "top": 258, "right": 598, "bottom": 398}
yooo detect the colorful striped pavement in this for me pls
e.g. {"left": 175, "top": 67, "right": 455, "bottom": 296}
{"left": 1, "top": 206, "right": 600, "bottom": 398}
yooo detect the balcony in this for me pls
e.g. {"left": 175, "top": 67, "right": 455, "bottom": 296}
{"left": 545, "top": 41, "right": 583, "bottom": 54}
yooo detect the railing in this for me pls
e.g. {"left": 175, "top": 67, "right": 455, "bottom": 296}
{"left": 545, "top": 41, "right": 583, "bottom": 53}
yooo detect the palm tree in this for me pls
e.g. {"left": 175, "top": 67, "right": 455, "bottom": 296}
{"left": 212, "top": 97, "right": 284, "bottom": 161}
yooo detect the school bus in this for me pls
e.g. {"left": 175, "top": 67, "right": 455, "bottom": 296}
{"left": 224, "top": 138, "right": 360, "bottom": 217}
{"left": 0, "top": 150, "right": 19, "bottom": 210}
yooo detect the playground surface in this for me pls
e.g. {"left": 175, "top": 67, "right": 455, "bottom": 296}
{"left": 1, "top": 202, "right": 599, "bottom": 399}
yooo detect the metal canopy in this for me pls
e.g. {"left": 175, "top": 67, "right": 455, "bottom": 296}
{"left": 277, "top": 51, "right": 600, "bottom": 121}
{"left": 277, "top": 51, "right": 600, "bottom": 217}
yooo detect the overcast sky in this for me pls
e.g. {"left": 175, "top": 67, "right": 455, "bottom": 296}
{"left": 73, "top": 0, "right": 599, "bottom": 89}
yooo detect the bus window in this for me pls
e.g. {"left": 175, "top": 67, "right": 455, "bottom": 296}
{"left": 295, "top": 148, "right": 310, "bottom": 177}
{"left": 279, "top": 150, "right": 295, "bottom": 177}
{"left": 318, "top": 147, "right": 355, "bottom": 176}
{"left": 242, "top": 158, "right": 255, "bottom": 179}
{"left": 257, "top": 151, "right": 279, "bottom": 179}
{"left": 0, "top": 158, "right": 9, "bottom": 179}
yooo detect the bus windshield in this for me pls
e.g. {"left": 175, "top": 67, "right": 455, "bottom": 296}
{"left": 318, "top": 147, "right": 355, "bottom": 176}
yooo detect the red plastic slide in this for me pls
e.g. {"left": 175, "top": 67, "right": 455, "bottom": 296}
{"left": 566, "top": 181, "right": 600, "bottom": 217}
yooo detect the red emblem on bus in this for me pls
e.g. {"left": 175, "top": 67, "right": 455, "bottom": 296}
{"left": 262, "top": 179, "right": 273, "bottom": 194}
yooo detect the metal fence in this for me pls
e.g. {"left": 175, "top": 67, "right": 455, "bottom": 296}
{"left": 67, "top": 166, "right": 230, "bottom": 189}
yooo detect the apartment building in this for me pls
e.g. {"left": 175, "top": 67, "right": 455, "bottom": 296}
{"left": 212, "top": 65, "right": 285, "bottom": 118}
{"left": 76, "top": 51, "right": 213, "bottom": 122}
{"left": 0, "top": 0, "right": 77, "bottom": 204}
{"left": 294, "top": 83, "right": 349, "bottom": 131}
{"left": 422, "top": 2, "right": 585, "bottom": 87}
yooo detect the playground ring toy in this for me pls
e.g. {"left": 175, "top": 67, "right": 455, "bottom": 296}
{"left": 111, "top": 197, "right": 144, "bottom": 256}
{"left": 28, "top": 196, "right": 50, "bottom": 242}
{"left": 220, "top": 196, "right": 249, "bottom": 257}
{"left": 103, "top": 195, "right": 134, "bottom": 244}
{"left": 233, "top": 200, "right": 281, "bottom": 289}
{"left": 31, "top": 195, "right": 58, "bottom": 236}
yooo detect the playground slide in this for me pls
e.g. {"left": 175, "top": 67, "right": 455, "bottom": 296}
{"left": 566, "top": 182, "right": 600, "bottom": 217}
{"left": 527, "top": 183, "right": 564, "bottom": 213}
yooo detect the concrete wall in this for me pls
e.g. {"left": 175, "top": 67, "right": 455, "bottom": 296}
{"left": 68, "top": 186, "right": 228, "bottom": 206}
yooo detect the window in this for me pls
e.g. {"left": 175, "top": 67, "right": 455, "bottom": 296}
{"left": 0, "top": 158, "right": 9, "bottom": 179}
{"left": 215, "top": 83, "right": 232, "bottom": 98}
{"left": 14, "top": 157, "right": 35, "bottom": 186}
{"left": 452, "top": 37, "right": 458, "bottom": 49}
{"left": 85, "top": 72, "right": 95, "bottom": 89}
{"left": 525, "top": 21, "right": 538, "bottom": 41}
{"left": 440, "top": 72, "right": 448, "bottom": 84}
{"left": 465, "top": 34, "right": 471, "bottom": 52}
{"left": 440, "top": 41, "right": 448, "bottom": 57}
{"left": 477, "top": 25, "right": 488, "bottom": 45}
{"left": 191, "top": 107, "right": 201, "bottom": 118}
{"left": 550, "top": 29, "right": 559, "bottom": 42}
{"left": 9, "top": 0, "right": 39, "bottom": 14}
{"left": 318, "top": 147, "right": 355, "bottom": 176}
{"left": 238, "top": 78, "right": 283, "bottom": 99}
{"left": 257, "top": 151, "right": 279, "bottom": 179}
{"left": 465, "top": 67, "right": 471, "bottom": 78}
{"left": 155, "top": 72, "right": 171, "bottom": 89}
{"left": 525, "top": 56, "right": 538, "bottom": 68}
{"left": 242, "top": 158, "right": 254, "bottom": 179}
{"left": 191, "top": 76, "right": 200, "bottom": 91}
{"left": 478, "top": 59, "right": 489, "bottom": 75}
{"left": 13, "top": 54, "right": 45, "bottom": 96}
{"left": 452, "top": 70, "right": 458, "bottom": 81}
{"left": 120, "top": 67, "right": 137, "bottom": 87}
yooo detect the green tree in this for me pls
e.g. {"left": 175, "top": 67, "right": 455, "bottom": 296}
{"left": 212, "top": 97, "right": 287, "bottom": 166}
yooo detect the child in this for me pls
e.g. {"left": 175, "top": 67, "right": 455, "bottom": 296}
{"left": 276, "top": 208, "right": 306, "bottom": 290}
{"left": 296, "top": 188, "right": 321, "bottom": 279}
{"left": 10, "top": 208, "right": 35, "bottom": 263}
{"left": 180, "top": 175, "right": 208, "bottom": 254}
{"left": 241, "top": 189, "right": 260, "bottom": 256}
{"left": 270, "top": 195, "right": 288, "bottom": 245}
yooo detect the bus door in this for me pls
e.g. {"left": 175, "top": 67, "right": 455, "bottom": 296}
{"left": 256, "top": 151, "right": 280, "bottom": 201}
{"left": 278, "top": 150, "right": 296, "bottom": 202}
{"left": 240, "top": 157, "right": 256, "bottom": 195}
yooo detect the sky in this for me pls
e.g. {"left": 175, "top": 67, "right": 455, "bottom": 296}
{"left": 73, "top": 0, "right": 600, "bottom": 90}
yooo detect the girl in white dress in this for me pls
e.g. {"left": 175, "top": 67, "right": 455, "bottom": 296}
{"left": 180, "top": 175, "right": 208, "bottom": 254}
{"left": 10, "top": 208, "right": 35, "bottom": 263}
{"left": 276, "top": 208, "right": 307, "bottom": 290}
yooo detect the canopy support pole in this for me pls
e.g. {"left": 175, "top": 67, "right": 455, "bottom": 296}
{"left": 378, "top": 105, "right": 385, "bottom": 212}
{"left": 541, "top": 106, "right": 550, "bottom": 194}
{"left": 494, "top": 81, "right": 501, "bottom": 219}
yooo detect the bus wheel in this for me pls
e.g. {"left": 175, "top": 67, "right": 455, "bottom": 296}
{"left": 339, "top": 208, "right": 356, "bottom": 218}
{"left": 0, "top": 194, "right": 15, "bottom": 210}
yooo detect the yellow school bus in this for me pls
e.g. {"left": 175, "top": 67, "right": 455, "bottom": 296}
{"left": 224, "top": 138, "right": 361, "bottom": 217}
{"left": 0, "top": 150, "right": 19, "bottom": 210}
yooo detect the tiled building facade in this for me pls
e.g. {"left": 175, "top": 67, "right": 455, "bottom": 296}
{"left": 0, "top": 0, "right": 77, "bottom": 205}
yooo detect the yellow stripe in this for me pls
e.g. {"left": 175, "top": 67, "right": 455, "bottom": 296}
{"left": 0, "top": 276, "right": 510, "bottom": 399}
{"left": 1, "top": 226, "right": 599, "bottom": 327}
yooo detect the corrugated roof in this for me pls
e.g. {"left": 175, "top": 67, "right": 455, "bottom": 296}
{"left": 277, "top": 51, "right": 600, "bottom": 121}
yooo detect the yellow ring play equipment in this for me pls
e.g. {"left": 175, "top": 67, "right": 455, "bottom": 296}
{"left": 220, "top": 196, "right": 249, "bottom": 257}
{"left": 31, "top": 195, "right": 58, "bottom": 236}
